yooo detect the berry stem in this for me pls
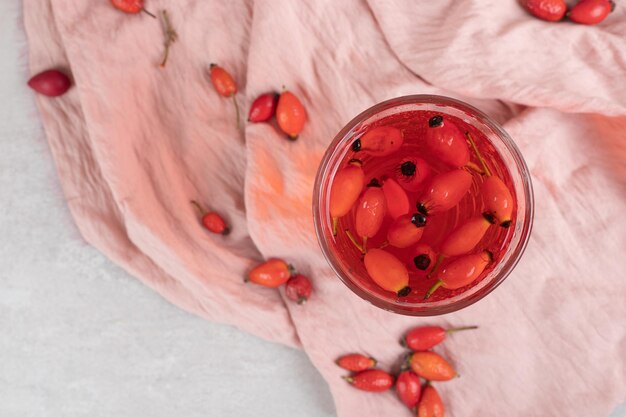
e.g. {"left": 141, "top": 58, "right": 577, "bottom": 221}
{"left": 142, "top": 7, "right": 157, "bottom": 18}
{"left": 345, "top": 230, "right": 365, "bottom": 254}
{"left": 232, "top": 95, "right": 241, "bottom": 128}
{"left": 362, "top": 236, "right": 368, "bottom": 253}
{"left": 446, "top": 325, "right": 479, "bottom": 334}
{"left": 466, "top": 132, "right": 492, "bottom": 177}
{"left": 341, "top": 375, "right": 354, "bottom": 384}
{"left": 424, "top": 280, "right": 443, "bottom": 299}
{"left": 332, "top": 217, "right": 339, "bottom": 237}
{"left": 378, "top": 241, "right": 389, "bottom": 249}
{"left": 426, "top": 254, "right": 445, "bottom": 279}
{"left": 190, "top": 200, "right": 205, "bottom": 216}
{"left": 159, "top": 10, "right": 178, "bottom": 68}
{"left": 466, "top": 161, "right": 485, "bottom": 175}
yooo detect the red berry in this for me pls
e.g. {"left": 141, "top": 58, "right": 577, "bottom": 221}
{"left": 248, "top": 92, "right": 278, "bottom": 123}
{"left": 209, "top": 64, "right": 237, "bottom": 97}
{"left": 342, "top": 370, "right": 394, "bottom": 392}
{"left": 364, "top": 249, "right": 411, "bottom": 296}
{"left": 387, "top": 213, "right": 426, "bottom": 248}
{"left": 27, "top": 70, "right": 71, "bottom": 97}
{"left": 246, "top": 259, "right": 293, "bottom": 288}
{"left": 417, "top": 169, "right": 473, "bottom": 216}
{"left": 396, "top": 371, "right": 422, "bottom": 409}
{"left": 276, "top": 90, "right": 306, "bottom": 140}
{"left": 425, "top": 115, "right": 470, "bottom": 168}
{"left": 520, "top": 0, "right": 567, "bottom": 21}
{"left": 417, "top": 384, "right": 445, "bottom": 417}
{"left": 382, "top": 178, "right": 410, "bottom": 220}
{"left": 407, "top": 352, "right": 456, "bottom": 381}
{"left": 413, "top": 243, "right": 437, "bottom": 271}
{"left": 191, "top": 201, "right": 230, "bottom": 235}
{"left": 482, "top": 176, "right": 514, "bottom": 228}
{"left": 285, "top": 274, "right": 312, "bottom": 304}
{"left": 355, "top": 180, "right": 386, "bottom": 249}
{"left": 440, "top": 215, "right": 493, "bottom": 257}
{"left": 425, "top": 251, "right": 493, "bottom": 299}
{"left": 396, "top": 156, "right": 431, "bottom": 192}
{"left": 402, "top": 325, "right": 478, "bottom": 351}
{"left": 352, "top": 126, "right": 403, "bottom": 157}
{"left": 330, "top": 160, "right": 365, "bottom": 235}
{"left": 568, "top": 0, "right": 615, "bottom": 24}
{"left": 336, "top": 354, "right": 377, "bottom": 372}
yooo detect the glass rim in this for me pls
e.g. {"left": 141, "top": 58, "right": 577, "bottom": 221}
{"left": 313, "top": 94, "right": 534, "bottom": 316}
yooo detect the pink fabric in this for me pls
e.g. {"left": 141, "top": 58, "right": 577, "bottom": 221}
{"left": 24, "top": 0, "right": 626, "bottom": 416}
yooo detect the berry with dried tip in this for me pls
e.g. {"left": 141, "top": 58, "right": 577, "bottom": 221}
{"left": 248, "top": 92, "right": 279, "bottom": 123}
{"left": 402, "top": 325, "right": 479, "bottom": 351}
{"left": 329, "top": 160, "right": 365, "bottom": 236}
{"left": 440, "top": 215, "right": 493, "bottom": 257}
{"left": 396, "top": 371, "right": 422, "bottom": 409}
{"left": 285, "top": 274, "right": 312, "bottom": 304}
{"left": 417, "top": 169, "right": 473, "bottom": 216}
{"left": 355, "top": 180, "right": 387, "bottom": 251}
{"left": 246, "top": 258, "right": 294, "bottom": 288}
{"left": 382, "top": 178, "right": 410, "bottom": 220}
{"left": 190, "top": 201, "right": 230, "bottom": 235}
{"left": 276, "top": 90, "right": 306, "bottom": 140}
{"left": 482, "top": 176, "right": 514, "bottom": 228}
{"left": 407, "top": 351, "right": 456, "bottom": 381}
{"left": 336, "top": 354, "right": 377, "bottom": 372}
{"left": 425, "top": 115, "right": 471, "bottom": 169}
{"left": 111, "top": 0, "right": 156, "bottom": 17}
{"left": 209, "top": 64, "right": 240, "bottom": 126}
{"left": 568, "top": 0, "right": 615, "bottom": 24}
{"left": 364, "top": 249, "right": 411, "bottom": 297}
{"left": 396, "top": 156, "right": 431, "bottom": 192}
{"left": 519, "top": 0, "right": 567, "bottom": 21}
{"left": 27, "top": 69, "right": 71, "bottom": 97}
{"left": 351, "top": 126, "right": 403, "bottom": 157}
{"left": 387, "top": 213, "right": 426, "bottom": 248}
{"left": 342, "top": 369, "right": 394, "bottom": 392}
{"left": 417, "top": 383, "right": 445, "bottom": 417}
{"left": 425, "top": 251, "right": 493, "bottom": 299}
{"left": 413, "top": 243, "right": 437, "bottom": 271}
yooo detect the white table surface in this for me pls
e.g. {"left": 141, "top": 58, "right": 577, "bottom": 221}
{"left": 1, "top": 2, "right": 624, "bottom": 417}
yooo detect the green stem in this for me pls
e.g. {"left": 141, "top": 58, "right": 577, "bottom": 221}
{"left": 332, "top": 217, "right": 338, "bottom": 237}
{"left": 426, "top": 254, "right": 445, "bottom": 279}
{"left": 446, "top": 325, "right": 479, "bottom": 334}
{"left": 466, "top": 132, "right": 492, "bottom": 177}
{"left": 424, "top": 280, "right": 443, "bottom": 299}
{"left": 345, "top": 230, "right": 365, "bottom": 254}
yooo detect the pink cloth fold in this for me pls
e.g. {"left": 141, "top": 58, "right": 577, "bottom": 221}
{"left": 24, "top": 0, "right": 626, "bottom": 416}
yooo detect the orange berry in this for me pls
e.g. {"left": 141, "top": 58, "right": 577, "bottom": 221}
{"left": 408, "top": 351, "right": 456, "bottom": 381}
{"left": 387, "top": 213, "right": 426, "bottom": 248}
{"left": 417, "top": 384, "right": 445, "bottom": 417}
{"left": 246, "top": 258, "right": 293, "bottom": 288}
{"left": 276, "top": 90, "right": 306, "bottom": 140}
{"left": 352, "top": 126, "right": 403, "bottom": 157}
{"left": 209, "top": 64, "right": 237, "bottom": 97}
{"left": 364, "top": 249, "right": 410, "bottom": 296}
{"left": 482, "top": 176, "right": 514, "bottom": 227}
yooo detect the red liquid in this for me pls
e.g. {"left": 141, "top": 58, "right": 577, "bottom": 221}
{"left": 330, "top": 110, "right": 517, "bottom": 304}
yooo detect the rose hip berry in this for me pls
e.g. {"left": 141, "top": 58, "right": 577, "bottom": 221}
{"left": 402, "top": 325, "right": 479, "bottom": 351}
{"left": 387, "top": 213, "right": 426, "bottom": 248}
{"left": 417, "top": 169, "right": 473, "bottom": 216}
{"left": 482, "top": 176, "right": 514, "bottom": 227}
{"left": 248, "top": 92, "right": 279, "bottom": 123}
{"left": 382, "top": 178, "right": 410, "bottom": 220}
{"left": 364, "top": 249, "right": 411, "bottom": 297}
{"left": 352, "top": 126, "right": 403, "bottom": 157}
{"left": 568, "top": 0, "right": 615, "bottom": 24}
{"left": 329, "top": 160, "right": 365, "bottom": 236}
{"left": 413, "top": 243, "right": 437, "bottom": 271}
{"left": 417, "top": 383, "right": 445, "bottom": 417}
{"left": 209, "top": 64, "right": 240, "bottom": 126}
{"left": 407, "top": 351, "right": 456, "bottom": 381}
{"left": 396, "top": 371, "right": 422, "bottom": 409}
{"left": 425, "top": 115, "right": 473, "bottom": 169}
{"left": 520, "top": 0, "right": 567, "bottom": 21}
{"left": 284, "top": 274, "right": 312, "bottom": 304}
{"left": 27, "top": 70, "right": 71, "bottom": 97}
{"left": 276, "top": 90, "right": 306, "bottom": 140}
{"left": 355, "top": 179, "right": 387, "bottom": 251}
{"left": 110, "top": 0, "right": 156, "bottom": 17}
{"left": 190, "top": 201, "right": 230, "bottom": 235}
{"left": 426, "top": 251, "right": 493, "bottom": 299}
{"left": 396, "top": 156, "right": 431, "bottom": 192}
{"left": 336, "top": 354, "right": 377, "bottom": 372}
{"left": 342, "top": 369, "right": 394, "bottom": 392}
{"left": 246, "top": 258, "right": 294, "bottom": 288}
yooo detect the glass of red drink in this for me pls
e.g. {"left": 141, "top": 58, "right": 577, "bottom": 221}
{"left": 313, "top": 95, "right": 533, "bottom": 315}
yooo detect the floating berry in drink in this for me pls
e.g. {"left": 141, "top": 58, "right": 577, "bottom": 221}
{"left": 246, "top": 258, "right": 294, "bottom": 288}
{"left": 336, "top": 354, "right": 377, "bottom": 372}
{"left": 276, "top": 90, "right": 307, "bottom": 140}
{"left": 425, "top": 115, "right": 471, "bottom": 168}
{"left": 355, "top": 179, "right": 387, "bottom": 251}
{"left": 568, "top": 0, "right": 615, "bottom": 24}
{"left": 342, "top": 369, "right": 394, "bottom": 392}
{"left": 396, "top": 371, "right": 422, "bottom": 409}
{"left": 352, "top": 126, "right": 403, "bottom": 157}
{"left": 417, "top": 169, "right": 473, "bottom": 216}
{"left": 413, "top": 243, "right": 437, "bottom": 271}
{"left": 190, "top": 201, "right": 230, "bottom": 235}
{"left": 482, "top": 176, "right": 514, "bottom": 228}
{"left": 417, "top": 383, "right": 445, "bottom": 417}
{"left": 284, "top": 274, "right": 313, "bottom": 304}
{"left": 425, "top": 251, "right": 493, "bottom": 299}
{"left": 329, "top": 160, "right": 365, "bottom": 236}
{"left": 402, "top": 325, "right": 478, "bottom": 351}
{"left": 248, "top": 92, "right": 278, "bottom": 123}
{"left": 382, "top": 178, "right": 410, "bottom": 220}
{"left": 364, "top": 249, "right": 411, "bottom": 296}
{"left": 396, "top": 156, "right": 431, "bottom": 192}
{"left": 387, "top": 213, "right": 426, "bottom": 248}
{"left": 209, "top": 63, "right": 240, "bottom": 126}
{"left": 407, "top": 351, "right": 456, "bottom": 381}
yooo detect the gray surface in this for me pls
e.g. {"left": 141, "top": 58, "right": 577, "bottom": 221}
{"left": 0, "top": 2, "right": 624, "bottom": 417}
